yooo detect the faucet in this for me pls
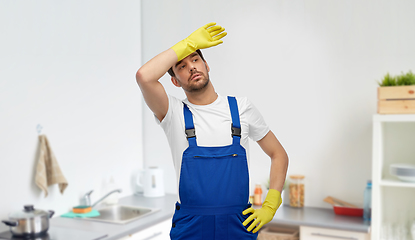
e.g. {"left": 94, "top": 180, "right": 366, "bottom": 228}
{"left": 82, "top": 190, "right": 93, "bottom": 206}
{"left": 82, "top": 189, "right": 122, "bottom": 208}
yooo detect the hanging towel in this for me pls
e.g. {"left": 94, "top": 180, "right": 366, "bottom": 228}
{"left": 35, "top": 134, "right": 68, "bottom": 197}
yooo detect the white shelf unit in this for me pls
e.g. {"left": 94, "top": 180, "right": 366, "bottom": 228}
{"left": 372, "top": 114, "right": 415, "bottom": 240}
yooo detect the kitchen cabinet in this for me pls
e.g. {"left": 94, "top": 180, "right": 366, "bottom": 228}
{"left": 372, "top": 114, "right": 415, "bottom": 240}
{"left": 121, "top": 219, "right": 171, "bottom": 240}
{"left": 300, "top": 226, "right": 370, "bottom": 240}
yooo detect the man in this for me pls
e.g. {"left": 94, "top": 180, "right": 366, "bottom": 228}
{"left": 136, "top": 22, "right": 288, "bottom": 239}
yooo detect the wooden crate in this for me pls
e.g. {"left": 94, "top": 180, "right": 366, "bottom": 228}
{"left": 378, "top": 86, "right": 415, "bottom": 114}
{"left": 258, "top": 224, "right": 299, "bottom": 240}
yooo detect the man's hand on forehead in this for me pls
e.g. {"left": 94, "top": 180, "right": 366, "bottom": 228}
{"left": 171, "top": 22, "right": 227, "bottom": 62}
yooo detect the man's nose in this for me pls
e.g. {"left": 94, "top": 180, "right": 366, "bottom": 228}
{"left": 189, "top": 66, "right": 196, "bottom": 72}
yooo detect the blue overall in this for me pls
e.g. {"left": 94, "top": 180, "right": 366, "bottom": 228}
{"left": 170, "top": 96, "right": 258, "bottom": 240}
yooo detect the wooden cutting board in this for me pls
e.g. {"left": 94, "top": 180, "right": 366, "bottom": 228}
{"left": 323, "top": 196, "right": 358, "bottom": 208}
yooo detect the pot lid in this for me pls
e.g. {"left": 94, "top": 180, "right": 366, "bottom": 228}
{"left": 9, "top": 205, "right": 49, "bottom": 219}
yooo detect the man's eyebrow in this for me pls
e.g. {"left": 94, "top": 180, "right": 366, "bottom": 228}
{"left": 174, "top": 60, "right": 183, "bottom": 68}
{"left": 189, "top": 52, "right": 198, "bottom": 58}
{"left": 174, "top": 53, "right": 198, "bottom": 68}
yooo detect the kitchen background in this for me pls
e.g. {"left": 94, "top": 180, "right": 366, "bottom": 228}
{"left": 1, "top": 0, "right": 415, "bottom": 221}
{"left": 0, "top": 1, "right": 143, "bottom": 219}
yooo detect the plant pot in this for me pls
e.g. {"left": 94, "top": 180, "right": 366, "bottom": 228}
{"left": 378, "top": 86, "right": 415, "bottom": 114}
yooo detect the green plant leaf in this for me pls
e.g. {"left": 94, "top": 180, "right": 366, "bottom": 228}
{"left": 379, "top": 73, "right": 396, "bottom": 86}
{"left": 379, "top": 71, "right": 415, "bottom": 86}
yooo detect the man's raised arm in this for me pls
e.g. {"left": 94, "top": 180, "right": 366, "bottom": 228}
{"left": 135, "top": 22, "right": 227, "bottom": 121}
{"left": 136, "top": 49, "right": 177, "bottom": 122}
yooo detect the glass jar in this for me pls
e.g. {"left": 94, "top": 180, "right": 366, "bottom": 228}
{"left": 289, "top": 175, "right": 305, "bottom": 207}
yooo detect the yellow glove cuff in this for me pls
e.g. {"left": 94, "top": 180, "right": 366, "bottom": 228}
{"left": 171, "top": 40, "right": 196, "bottom": 62}
{"left": 262, "top": 189, "right": 282, "bottom": 215}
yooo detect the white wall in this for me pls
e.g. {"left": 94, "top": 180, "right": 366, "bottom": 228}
{"left": 141, "top": 0, "right": 415, "bottom": 208}
{"left": 0, "top": 0, "right": 142, "bottom": 220}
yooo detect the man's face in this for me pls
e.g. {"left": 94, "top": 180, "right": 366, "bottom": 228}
{"left": 172, "top": 52, "right": 210, "bottom": 93}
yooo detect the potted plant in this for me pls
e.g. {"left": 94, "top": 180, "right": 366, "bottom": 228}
{"left": 377, "top": 71, "right": 415, "bottom": 114}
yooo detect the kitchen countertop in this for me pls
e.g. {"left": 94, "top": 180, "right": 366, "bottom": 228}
{"left": 49, "top": 193, "right": 177, "bottom": 240}
{"left": 271, "top": 204, "right": 371, "bottom": 233}
{"left": 1, "top": 194, "right": 369, "bottom": 239}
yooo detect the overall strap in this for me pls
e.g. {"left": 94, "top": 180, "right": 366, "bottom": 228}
{"left": 227, "top": 96, "right": 241, "bottom": 145}
{"left": 183, "top": 103, "right": 197, "bottom": 146}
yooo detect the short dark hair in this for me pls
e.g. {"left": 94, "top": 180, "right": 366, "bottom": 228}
{"left": 167, "top": 49, "right": 205, "bottom": 77}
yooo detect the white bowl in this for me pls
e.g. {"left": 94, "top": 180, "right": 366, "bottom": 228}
{"left": 390, "top": 164, "right": 415, "bottom": 183}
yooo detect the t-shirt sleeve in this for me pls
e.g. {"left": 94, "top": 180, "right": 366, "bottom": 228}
{"left": 244, "top": 98, "right": 270, "bottom": 142}
{"left": 155, "top": 95, "right": 182, "bottom": 136}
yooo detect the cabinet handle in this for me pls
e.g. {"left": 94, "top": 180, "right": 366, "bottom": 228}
{"left": 141, "top": 231, "right": 162, "bottom": 240}
{"left": 311, "top": 232, "right": 358, "bottom": 240}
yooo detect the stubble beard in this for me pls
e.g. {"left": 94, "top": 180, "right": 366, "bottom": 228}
{"left": 184, "top": 71, "right": 210, "bottom": 93}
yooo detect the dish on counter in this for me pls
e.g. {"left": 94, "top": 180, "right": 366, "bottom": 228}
{"left": 390, "top": 163, "right": 415, "bottom": 182}
{"left": 333, "top": 206, "right": 363, "bottom": 217}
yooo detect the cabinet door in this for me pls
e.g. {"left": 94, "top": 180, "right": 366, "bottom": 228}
{"left": 127, "top": 219, "right": 172, "bottom": 240}
{"left": 300, "top": 226, "right": 370, "bottom": 240}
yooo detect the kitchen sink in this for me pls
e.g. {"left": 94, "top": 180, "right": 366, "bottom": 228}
{"left": 82, "top": 205, "right": 159, "bottom": 224}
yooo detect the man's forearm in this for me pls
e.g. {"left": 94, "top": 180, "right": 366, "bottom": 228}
{"left": 135, "top": 49, "right": 177, "bottom": 121}
{"left": 269, "top": 154, "right": 288, "bottom": 192}
{"left": 256, "top": 131, "right": 289, "bottom": 193}
{"left": 243, "top": 149, "right": 287, "bottom": 233}
{"left": 136, "top": 48, "right": 177, "bottom": 85}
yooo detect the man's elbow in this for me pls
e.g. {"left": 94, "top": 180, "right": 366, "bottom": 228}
{"left": 284, "top": 154, "right": 289, "bottom": 168}
{"left": 282, "top": 150, "right": 289, "bottom": 164}
{"left": 135, "top": 68, "right": 145, "bottom": 85}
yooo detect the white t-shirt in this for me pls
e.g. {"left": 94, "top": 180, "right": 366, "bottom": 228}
{"left": 157, "top": 94, "right": 270, "bottom": 194}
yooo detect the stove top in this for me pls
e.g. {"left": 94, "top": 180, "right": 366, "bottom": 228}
{"left": 0, "top": 231, "right": 50, "bottom": 240}
{"left": 0, "top": 227, "right": 107, "bottom": 240}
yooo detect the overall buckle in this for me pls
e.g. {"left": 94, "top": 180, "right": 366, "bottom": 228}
{"left": 231, "top": 126, "right": 241, "bottom": 137}
{"left": 185, "top": 129, "right": 196, "bottom": 138}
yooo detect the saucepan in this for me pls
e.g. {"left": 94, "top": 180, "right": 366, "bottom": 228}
{"left": 2, "top": 205, "right": 54, "bottom": 238}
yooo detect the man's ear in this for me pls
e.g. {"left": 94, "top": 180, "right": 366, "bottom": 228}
{"left": 171, "top": 76, "right": 181, "bottom": 87}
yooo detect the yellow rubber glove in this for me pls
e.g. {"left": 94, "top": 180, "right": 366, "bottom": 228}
{"left": 171, "top": 22, "right": 227, "bottom": 61}
{"left": 242, "top": 189, "right": 282, "bottom": 233}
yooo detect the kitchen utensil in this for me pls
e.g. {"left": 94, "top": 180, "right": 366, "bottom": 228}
{"left": 323, "top": 196, "right": 336, "bottom": 206}
{"left": 323, "top": 196, "right": 358, "bottom": 208}
{"left": 390, "top": 163, "right": 415, "bottom": 182}
{"left": 136, "top": 167, "right": 165, "bottom": 197}
{"left": 2, "top": 205, "right": 54, "bottom": 238}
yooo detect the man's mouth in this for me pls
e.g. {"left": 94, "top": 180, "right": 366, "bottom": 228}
{"left": 190, "top": 73, "right": 201, "bottom": 81}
